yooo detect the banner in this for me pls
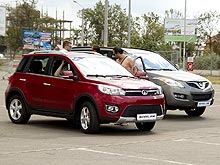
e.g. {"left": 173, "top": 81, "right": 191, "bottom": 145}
{"left": 23, "top": 30, "right": 52, "bottom": 50}
{"left": 164, "top": 18, "right": 197, "bottom": 42}
{"left": 0, "top": 6, "right": 6, "bottom": 36}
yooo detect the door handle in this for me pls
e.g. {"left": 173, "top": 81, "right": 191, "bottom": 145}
{"left": 43, "top": 83, "right": 51, "bottom": 86}
{"left": 19, "top": 78, "right": 26, "bottom": 82}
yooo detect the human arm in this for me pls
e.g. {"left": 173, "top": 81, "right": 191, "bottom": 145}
{"left": 54, "top": 60, "right": 64, "bottom": 76}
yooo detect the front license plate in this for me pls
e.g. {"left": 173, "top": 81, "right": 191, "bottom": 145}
{"left": 137, "top": 113, "right": 157, "bottom": 121}
{"left": 197, "top": 101, "right": 211, "bottom": 107}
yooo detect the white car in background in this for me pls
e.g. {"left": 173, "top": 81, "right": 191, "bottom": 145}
{"left": 0, "top": 53, "right": 4, "bottom": 58}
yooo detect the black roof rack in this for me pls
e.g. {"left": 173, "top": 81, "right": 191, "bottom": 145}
{"left": 28, "top": 50, "right": 63, "bottom": 54}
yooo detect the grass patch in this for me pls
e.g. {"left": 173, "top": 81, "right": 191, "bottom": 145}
{"left": 202, "top": 75, "right": 220, "bottom": 84}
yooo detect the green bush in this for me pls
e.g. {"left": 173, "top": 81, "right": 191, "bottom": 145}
{"left": 194, "top": 54, "right": 220, "bottom": 70}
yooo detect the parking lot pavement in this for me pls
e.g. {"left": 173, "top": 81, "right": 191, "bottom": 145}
{"left": 0, "top": 76, "right": 220, "bottom": 165}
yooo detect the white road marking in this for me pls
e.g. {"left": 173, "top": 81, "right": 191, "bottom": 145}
{"left": 0, "top": 147, "right": 71, "bottom": 155}
{"left": 0, "top": 143, "right": 195, "bottom": 165}
{"left": 71, "top": 147, "right": 195, "bottom": 165}
{"left": 174, "top": 139, "right": 220, "bottom": 146}
{"left": 1, "top": 137, "right": 218, "bottom": 164}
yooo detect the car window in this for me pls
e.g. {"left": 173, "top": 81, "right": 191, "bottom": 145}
{"left": 133, "top": 57, "right": 145, "bottom": 72}
{"left": 27, "top": 56, "right": 49, "bottom": 75}
{"left": 126, "top": 50, "right": 177, "bottom": 71}
{"left": 16, "top": 57, "right": 29, "bottom": 72}
{"left": 100, "top": 50, "right": 114, "bottom": 59}
{"left": 72, "top": 56, "right": 133, "bottom": 77}
{"left": 51, "top": 57, "right": 74, "bottom": 77}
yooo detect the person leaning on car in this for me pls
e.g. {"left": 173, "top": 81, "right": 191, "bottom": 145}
{"left": 113, "top": 46, "right": 137, "bottom": 75}
{"left": 92, "top": 45, "right": 101, "bottom": 53}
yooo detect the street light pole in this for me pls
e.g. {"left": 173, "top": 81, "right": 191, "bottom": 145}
{"left": 128, "top": 0, "right": 131, "bottom": 47}
{"left": 81, "top": 8, "right": 84, "bottom": 46}
{"left": 73, "top": 0, "right": 84, "bottom": 46}
{"left": 183, "top": 0, "right": 187, "bottom": 70}
{"left": 103, "top": 0, "right": 108, "bottom": 47}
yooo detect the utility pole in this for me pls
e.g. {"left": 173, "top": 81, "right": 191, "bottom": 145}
{"left": 128, "top": 0, "right": 131, "bottom": 47}
{"left": 73, "top": 0, "right": 84, "bottom": 46}
{"left": 183, "top": 0, "right": 187, "bottom": 70}
{"left": 103, "top": 0, "right": 108, "bottom": 47}
{"left": 81, "top": 8, "right": 84, "bottom": 46}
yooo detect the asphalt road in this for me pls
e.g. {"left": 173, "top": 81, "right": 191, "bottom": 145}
{"left": 0, "top": 75, "right": 220, "bottom": 165}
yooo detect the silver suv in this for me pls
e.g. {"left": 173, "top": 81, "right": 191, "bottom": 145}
{"left": 71, "top": 47, "right": 215, "bottom": 117}
{"left": 123, "top": 48, "right": 214, "bottom": 116}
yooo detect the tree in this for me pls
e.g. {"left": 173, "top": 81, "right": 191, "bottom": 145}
{"left": 77, "top": 2, "right": 171, "bottom": 51}
{"left": 83, "top": 1, "right": 105, "bottom": 45}
{"left": 197, "top": 11, "right": 220, "bottom": 53}
{"left": 165, "top": 9, "right": 182, "bottom": 19}
{"left": 130, "top": 16, "right": 142, "bottom": 48}
{"left": 5, "top": 0, "right": 57, "bottom": 58}
{"left": 108, "top": 4, "right": 128, "bottom": 46}
{"left": 212, "top": 32, "right": 220, "bottom": 55}
{"left": 82, "top": 1, "right": 128, "bottom": 46}
{"left": 140, "top": 12, "right": 166, "bottom": 51}
{"left": 6, "top": 0, "right": 40, "bottom": 58}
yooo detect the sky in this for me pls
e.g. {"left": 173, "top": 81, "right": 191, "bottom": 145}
{"left": 1, "top": 0, "right": 220, "bottom": 34}
{"left": 1, "top": 0, "right": 220, "bottom": 27}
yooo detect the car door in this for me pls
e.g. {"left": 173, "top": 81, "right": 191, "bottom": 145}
{"left": 42, "top": 57, "right": 79, "bottom": 113}
{"left": 25, "top": 55, "right": 50, "bottom": 109}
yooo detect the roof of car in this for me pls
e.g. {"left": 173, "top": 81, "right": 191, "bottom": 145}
{"left": 25, "top": 50, "right": 104, "bottom": 59}
{"left": 122, "top": 48, "right": 153, "bottom": 54}
{"left": 71, "top": 46, "right": 114, "bottom": 51}
{"left": 71, "top": 46, "right": 152, "bottom": 53}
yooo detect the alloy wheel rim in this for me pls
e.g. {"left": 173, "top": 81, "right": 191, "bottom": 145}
{"left": 9, "top": 99, "right": 22, "bottom": 120}
{"left": 80, "top": 107, "right": 90, "bottom": 130}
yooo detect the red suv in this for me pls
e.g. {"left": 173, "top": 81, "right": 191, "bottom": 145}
{"left": 5, "top": 51, "right": 165, "bottom": 133}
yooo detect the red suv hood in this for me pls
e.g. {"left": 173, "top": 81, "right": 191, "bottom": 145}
{"left": 88, "top": 77, "right": 158, "bottom": 89}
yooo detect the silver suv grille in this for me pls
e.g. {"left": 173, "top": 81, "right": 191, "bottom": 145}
{"left": 186, "top": 81, "right": 209, "bottom": 90}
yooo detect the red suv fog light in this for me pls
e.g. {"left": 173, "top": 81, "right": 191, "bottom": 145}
{"left": 105, "top": 104, "right": 120, "bottom": 113}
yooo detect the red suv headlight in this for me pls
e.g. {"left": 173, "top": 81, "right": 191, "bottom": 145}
{"left": 98, "top": 85, "right": 125, "bottom": 96}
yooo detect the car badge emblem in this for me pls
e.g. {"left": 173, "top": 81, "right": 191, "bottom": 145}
{"left": 141, "top": 90, "right": 148, "bottom": 95}
{"left": 198, "top": 82, "right": 206, "bottom": 89}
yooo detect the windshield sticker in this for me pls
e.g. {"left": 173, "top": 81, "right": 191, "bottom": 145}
{"left": 72, "top": 57, "right": 85, "bottom": 61}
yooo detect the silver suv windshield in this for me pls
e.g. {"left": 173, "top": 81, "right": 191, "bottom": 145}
{"left": 124, "top": 49, "right": 177, "bottom": 71}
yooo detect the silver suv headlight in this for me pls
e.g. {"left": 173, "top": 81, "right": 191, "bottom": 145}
{"left": 98, "top": 85, "right": 125, "bottom": 96}
{"left": 157, "top": 78, "right": 185, "bottom": 88}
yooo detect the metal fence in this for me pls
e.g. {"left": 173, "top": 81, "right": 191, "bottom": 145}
{"left": 156, "top": 50, "right": 180, "bottom": 66}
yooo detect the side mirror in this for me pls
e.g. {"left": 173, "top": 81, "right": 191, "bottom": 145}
{"left": 61, "top": 71, "right": 79, "bottom": 80}
{"left": 174, "top": 64, "right": 179, "bottom": 70}
{"left": 61, "top": 70, "right": 73, "bottom": 76}
{"left": 135, "top": 71, "right": 149, "bottom": 80}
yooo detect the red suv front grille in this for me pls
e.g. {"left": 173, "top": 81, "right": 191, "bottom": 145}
{"left": 122, "top": 104, "right": 162, "bottom": 117}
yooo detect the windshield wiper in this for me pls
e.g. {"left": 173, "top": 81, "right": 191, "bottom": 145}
{"left": 87, "top": 74, "right": 106, "bottom": 78}
{"left": 145, "top": 68, "right": 174, "bottom": 71}
{"left": 158, "top": 69, "right": 175, "bottom": 71}
{"left": 107, "top": 75, "right": 135, "bottom": 78}
{"left": 145, "top": 68, "right": 159, "bottom": 70}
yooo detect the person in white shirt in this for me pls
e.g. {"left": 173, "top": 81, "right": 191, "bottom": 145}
{"left": 59, "top": 40, "right": 72, "bottom": 55}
